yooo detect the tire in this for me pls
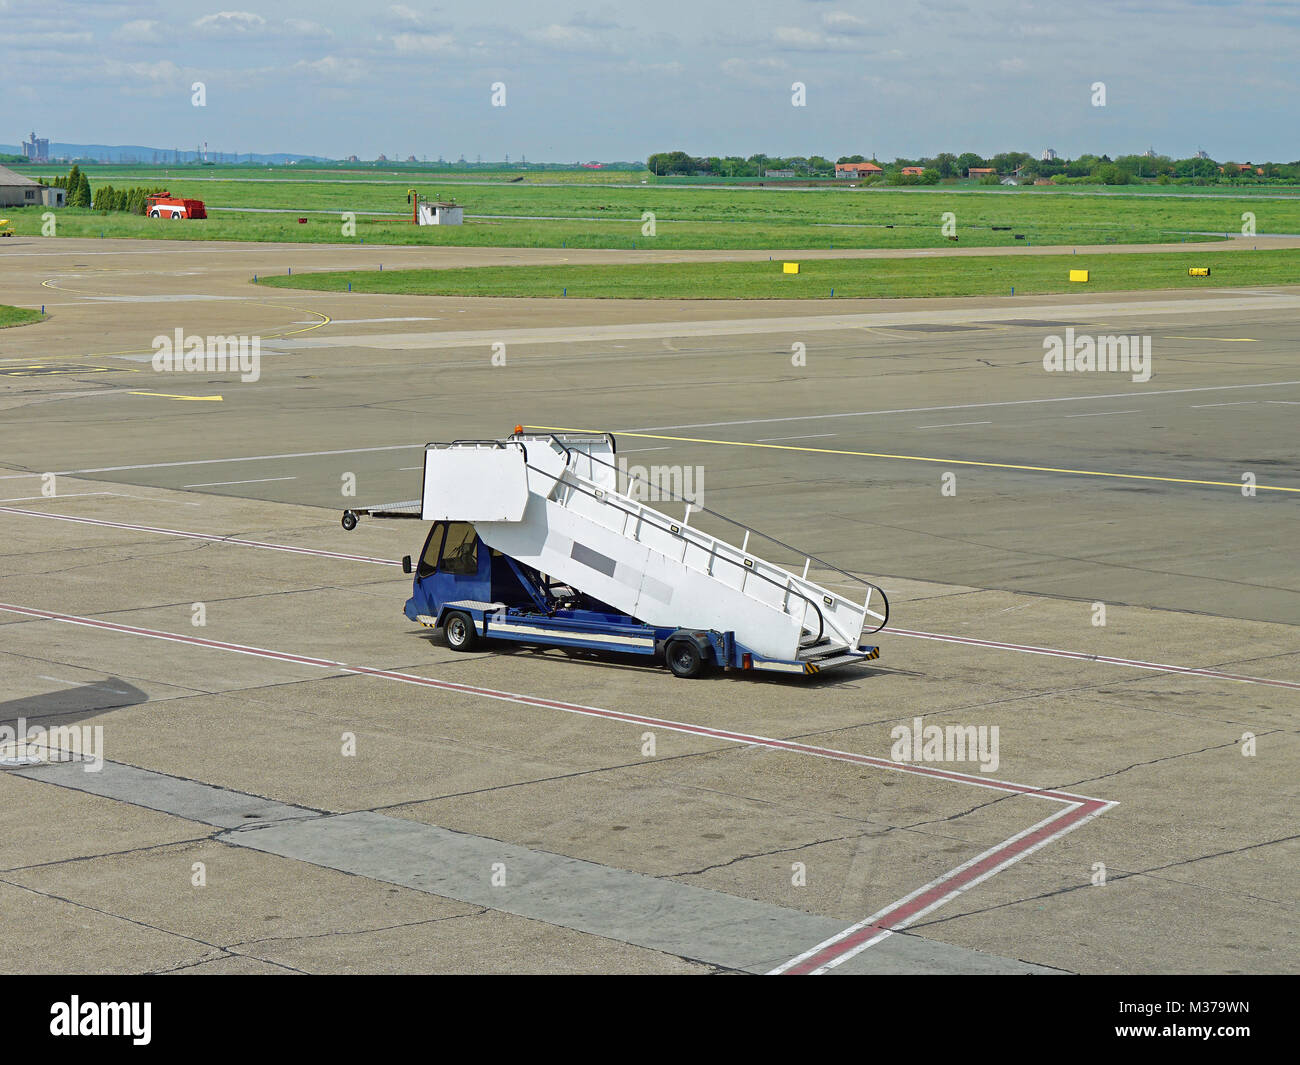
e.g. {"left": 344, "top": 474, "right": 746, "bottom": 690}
{"left": 666, "top": 638, "right": 707, "bottom": 679}
{"left": 149, "top": 210, "right": 160, "bottom": 218}
{"left": 443, "top": 610, "right": 478, "bottom": 652}
{"left": 340, "top": 510, "right": 357, "bottom": 531}
{"left": 172, "top": 211, "right": 182, "bottom": 220}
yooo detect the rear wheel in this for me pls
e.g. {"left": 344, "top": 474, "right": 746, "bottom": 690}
{"left": 443, "top": 610, "right": 478, "bottom": 652}
{"left": 666, "top": 638, "right": 707, "bottom": 679}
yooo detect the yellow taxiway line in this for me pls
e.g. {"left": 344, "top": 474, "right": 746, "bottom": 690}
{"left": 526, "top": 424, "right": 1299, "bottom": 495}
{"left": 127, "top": 392, "right": 224, "bottom": 402}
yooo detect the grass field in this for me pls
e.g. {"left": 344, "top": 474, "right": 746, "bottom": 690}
{"left": 9, "top": 165, "right": 1300, "bottom": 250}
{"left": 0, "top": 304, "right": 43, "bottom": 328}
{"left": 1, "top": 205, "right": 1241, "bottom": 251}
{"left": 257, "top": 248, "right": 1300, "bottom": 300}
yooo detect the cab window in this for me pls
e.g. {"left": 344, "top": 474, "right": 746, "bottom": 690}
{"left": 439, "top": 522, "right": 478, "bottom": 575}
{"left": 417, "top": 523, "right": 445, "bottom": 577}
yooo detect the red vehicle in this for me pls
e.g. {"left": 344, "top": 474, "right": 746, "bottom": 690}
{"left": 146, "top": 193, "right": 207, "bottom": 219}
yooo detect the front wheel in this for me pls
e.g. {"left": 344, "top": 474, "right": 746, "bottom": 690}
{"left": 666, "top": 638, "right": 707, "bottom": 679}
{"left": 443, "top": 610, "right": 479, "bottom": 652}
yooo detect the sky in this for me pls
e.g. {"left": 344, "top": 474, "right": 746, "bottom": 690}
{"left": 2, "top": 0, "right": 1296, "bottom": 162}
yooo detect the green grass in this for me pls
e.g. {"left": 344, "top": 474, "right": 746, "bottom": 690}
{"left": 0, "top": 304, "right": 44, "bottom": 328}
{"left": 256, "top": 248, "right": 1300, "bottom": 300}
{"left": 0, "top": 203, "right": 1239, "bottom": 252}
{"left": 10, "top": 164, "right": 1300, "bottom": 249}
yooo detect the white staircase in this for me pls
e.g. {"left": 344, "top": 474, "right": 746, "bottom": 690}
{"left": 421, "top": 433, "right": 887, "bottom": 662}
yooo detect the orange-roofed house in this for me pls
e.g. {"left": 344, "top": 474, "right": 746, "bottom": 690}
{"left": 835, "top": 161, "right": 883, "bottom": 178}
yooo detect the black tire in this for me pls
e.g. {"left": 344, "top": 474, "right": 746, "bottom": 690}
{"left": 666, "top": 638, "right": 707, "bottom": 679}
{"left": 443, "top": 610, "right": 478, "bottom": 652}
{"left": 149, "top": 210, "right": 160, "bottom": 218}
{"left": 340, "top": 510, "right": 358, "bottom": 531}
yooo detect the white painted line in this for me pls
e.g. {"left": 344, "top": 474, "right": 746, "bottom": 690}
{"left": 1063, "top": 409, "right": 1142, "bottom": 418}
{"left": 773, "top": 800, "right": 1117, "bottom": 974}
{"left": 0, "top": 492, "right": 117, "bottom": 504}
{"left": 182, "top": 477, "right": 298, "bottom": 488}
{"left": 755, "top": 434, "right": 839, "bottom": 443}
{"left": 915, "top": 421, "right": 991, "bottom": 430}
{"left": 0, "top": 507, "right": 400, "bottom": 567}
{"left": 626, "top": 380, "right": 1300, "bottom": 432}
{"left": 1190, "top": 401, "right": 1257, "bottom": 408}
{"left": 618, "top": 447, "right": 672, "bottom": 453}
{"left": 889, "top": 627, "right": 1300, "bottom": 691}
{"left": 299, "top": 317, "right": 439, "bottom": 325}
{"left": 0, "top": 444, "right": 422, "bottom": 480}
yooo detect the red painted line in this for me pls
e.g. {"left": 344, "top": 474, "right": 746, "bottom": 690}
{"left": 0, "top": 597, "right": 1103, "bottom": 805}
{"left": 777, "top": 799, "right": 1110, "bottom": 974}
{"left": 891, "top": 627, "right": 1300, "bottom": 690}
{"left": 4, "top": 506, "right": 1289, "bottom": 691}
{"left": 5, "top": 507, "right": 1292, "bottom": 687}
{"left": 0, "top": 506, "right": 399, "bottom": 567}
{"left": 0, "top": 598, "right": 1116, "bottom": 973}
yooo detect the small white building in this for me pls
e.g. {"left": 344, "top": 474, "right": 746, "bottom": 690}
{"left": 1041, "top": 147, "right": 1057, "bottom": 161}
{"left": 417, "top": 201, "right": 464, "bottom": 225}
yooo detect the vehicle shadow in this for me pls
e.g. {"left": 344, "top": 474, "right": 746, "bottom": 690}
{"left": 411, "top": 628, "right": 899, "bottom": 685}
{"left": 0, "top": 677, "right": 149, "bottom": 729}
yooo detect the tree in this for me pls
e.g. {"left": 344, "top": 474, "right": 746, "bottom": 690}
{"left": 646, "top": 151, "right": 696, "bottom": 176}
{"left": 67, "top": 167, "right": 92, "bottom": 207}
{"left": 957, "top": 152, "right": 985, "bottom": 177}
{"left": 1094, "top": 163, "right": 1130, "bottom": 185}
{"left": 933, "top": 153, "right": 957, "bottom": 178}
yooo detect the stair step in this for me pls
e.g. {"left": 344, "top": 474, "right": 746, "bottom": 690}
{"left": 797, "top": 642, "right": 854, "bottom": 661}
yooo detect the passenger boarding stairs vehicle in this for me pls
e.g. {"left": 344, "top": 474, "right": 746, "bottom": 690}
{"left": 341, "top": 431, "right": 888, "bottom": 678}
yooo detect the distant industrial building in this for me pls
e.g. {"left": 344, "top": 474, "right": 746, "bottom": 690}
{"left": 22, "top": 131, "right": 50, "bottom": 163}
{"left": 0, "top": 165, "right": 63, "bottom": 207}
{"left": 1041, "top": 148, "right": 1057, "bottom": 161}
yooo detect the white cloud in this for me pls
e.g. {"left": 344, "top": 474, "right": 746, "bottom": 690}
{"left": 111, "top": 19, "right": 164, "bottom": 43}
{"left": 772, "top": 22, "right": 873, "bottom": 51}
{"left": 293, "top": 55, "right": 365, "bottom": 82}
{"left": 392, "top": 32, "right": 456, "bottom": 54}
{"left": 720, "top": 56, "right": 789, "bottom": 82}
{"left": 999, "top": 57, "right": 1027, "bottom": 73}
{"left": 386, "top": 4, "right": 437, "bottom": 30}
{"left": 194, "top": 11, "right": 267, "bottom": 36}
{"left": 530, "top": 24, "right": 604, "bottom": 50}
{"left": 821, "top": 12, "right": 873, "bottom": 35}
{"left": 284, "top": 19, "right": 334, "bottom": 40}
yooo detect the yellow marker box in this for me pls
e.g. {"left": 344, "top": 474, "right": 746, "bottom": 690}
{"left": 783, "top": 262, "right": 800, "bottom": 274}
{"left": 1189, "top": 267, "right": 1211, "bottom": 277}
{"left": 1069, "top": 269, "right": 1089, "bottom": 282}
